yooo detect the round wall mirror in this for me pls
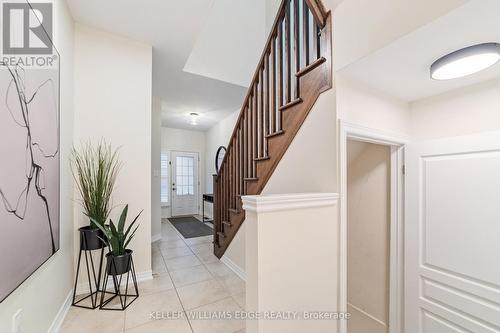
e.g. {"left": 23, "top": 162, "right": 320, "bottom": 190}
{"left": 215, "top": 146, "right": 226, "bottom": 173}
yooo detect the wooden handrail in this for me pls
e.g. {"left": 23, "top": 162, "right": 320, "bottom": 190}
{"left": 305, "top": 0, "right": 328, "bottom": 28}
{"left": 213, "top": 0, "right": 331, "bottom": 257}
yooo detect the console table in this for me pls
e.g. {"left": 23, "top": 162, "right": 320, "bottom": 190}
{"left": 202, "top": 194, "right": 214, "bottom": 224}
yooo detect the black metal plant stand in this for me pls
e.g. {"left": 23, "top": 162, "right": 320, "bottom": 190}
{"left": 99, "top": 250, "right": 139, "bottom": 311}
{"left": 72, "top": 227, "right": 105, "bottom": 309}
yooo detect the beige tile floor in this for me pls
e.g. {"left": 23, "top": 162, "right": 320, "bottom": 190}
{"left": 61, "top": 219, "right": 246, "bottom": 333}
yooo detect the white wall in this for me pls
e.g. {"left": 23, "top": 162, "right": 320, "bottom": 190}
{"left": 336, "top": 75, "right": 411, "bottom": 138}
{"left": 223, "top": 223, "right": 246, "bottom": 276}
{"left": 73, "top": 24, "right": 153, "bottom": 275}
{"left": 151, "top": 97, "right": 162, "bottom": 239}
{"left": 205, "top": 110, "right": 239, "bottom": 193}
{"left": 347, "top": 141, "right": 390, "bottom": 333}
{"left": 161, "top": 127, "right": 206, "bottom": 218}
{"left": 0, "top": 1, "right": 75, "bottom": 331}
{"left": 265, "top": 0, "right": 281, "bottom": 35}
{"left": 411, "top": 78, "right": 500, "bottom": 140}
{"left": 264, "top": 89, "right": 338, "bottom": 194}
{"left": 244, "top": 194, "right": 340, "bottom": 333}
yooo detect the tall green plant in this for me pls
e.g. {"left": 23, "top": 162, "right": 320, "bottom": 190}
{"left": 92, "top": 205, "right": 142, "bottom": 256}
{"left": 71, "top": 140, "right": 121, "bottom": 229}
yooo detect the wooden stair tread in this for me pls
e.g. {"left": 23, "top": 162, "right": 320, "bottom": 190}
{"left": 217, "top": 231, "right": 226, "bottom": 238}
{"left": 222, "top": 221, "right": 232, "bottom": 227}
{"left": 254, "top": 156, "right": 270, "bottom": 161}
{"left": 279, "top": 98, "right": 303, "bottom": 111}
{"left": 266, "top": 130, "right": 285, "bottom": 138}
{"left": 296, "top": 57, "right": 327, "bottom": 77}
{"left": 244, "top": 177, "right": 258, "bottom": 182}
{"left": 228, "top": 208, "right": 239, "bottom": 214}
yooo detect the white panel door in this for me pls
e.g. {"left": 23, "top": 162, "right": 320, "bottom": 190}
{"left": 406, "top": 132, "right": 500, "bottom": 333}
{"left": 171, "top": 151, "right": 199, "bottom": 217}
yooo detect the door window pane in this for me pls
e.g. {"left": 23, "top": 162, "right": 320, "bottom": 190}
{"left": 175, "top": 155, "right": 195, "bottom": 196}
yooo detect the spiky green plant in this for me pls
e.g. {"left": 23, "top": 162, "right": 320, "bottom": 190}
{"left": 71, "top": 140, "right": 121, "bottom": 229}
{"left": 92, "top": 205, "right": 142, "bottom": 256}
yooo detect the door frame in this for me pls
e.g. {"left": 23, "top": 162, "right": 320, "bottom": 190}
{"left": 169, "top": 150, "right": 201, "bottom": 217}
{"left": 339, "top": 121, "right": 407, "bottom": 333}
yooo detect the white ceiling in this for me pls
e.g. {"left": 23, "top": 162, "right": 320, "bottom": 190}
{"left": 66, "top": 0, "right": 260, "bottom": 131}
{"left": 338, "top": 0, "right": 500, "bottom": 102}
{"left": 333, "top": 0, "right": 467, "bottom": 71}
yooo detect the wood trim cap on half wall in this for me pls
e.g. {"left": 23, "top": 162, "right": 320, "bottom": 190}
{"left": 242, "top": 193, "right": 339, "bottom": 213}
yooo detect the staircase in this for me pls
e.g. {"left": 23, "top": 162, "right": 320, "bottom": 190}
{"left": 213, "top": 0, "right": 332, "bottom": 258}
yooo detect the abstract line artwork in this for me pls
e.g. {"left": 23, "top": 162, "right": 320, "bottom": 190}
{"left": 0, "top": 59, "right": 60, "bottom": 302}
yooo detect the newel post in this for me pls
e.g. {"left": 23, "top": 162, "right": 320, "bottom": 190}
{"left": 212, "top": 174, "right": 219, "bottom": 247}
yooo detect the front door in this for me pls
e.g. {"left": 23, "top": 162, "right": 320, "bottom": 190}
{"left": 171, "top": 151, "right": 199, "bottom": 217}
{"left": 405, "top": 131, "right": 500, "bottom": 332}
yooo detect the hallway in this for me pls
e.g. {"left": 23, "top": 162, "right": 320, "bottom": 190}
{"left": 61, "top": 220, "right": 245, "bottom": 333}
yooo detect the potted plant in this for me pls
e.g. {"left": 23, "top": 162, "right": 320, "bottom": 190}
{"left": 71, "top": 140, "right": 120, "bottom": 250}
{"left": 93, "top": 205, "right": 142, "bottom": 276}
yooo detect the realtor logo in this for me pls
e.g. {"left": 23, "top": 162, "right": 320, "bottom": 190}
{"left": 2, "top": 2, "right": 53, "bottom": 55}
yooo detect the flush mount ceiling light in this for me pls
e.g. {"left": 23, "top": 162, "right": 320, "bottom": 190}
{"left": 431, "top": 43, "right": 500, "bottom": 80}
{"left": 189, "top": 112, "right": 199, "bottom": 125}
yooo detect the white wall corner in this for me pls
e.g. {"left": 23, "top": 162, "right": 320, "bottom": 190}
{"left": 134, "top": 270, "right": 154, "bottom": 283}
{"left": 48, "top": 290, "right": 73, "bottom": 333}
{"left": 220, "top": 255, "right": 246, "bottom": 281}
{"left": 241, "top": 193, "right": 340, "bottom": 213}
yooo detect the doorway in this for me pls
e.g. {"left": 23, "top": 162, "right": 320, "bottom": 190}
{"left": 339, "top": 122, "right": 406, "bottom": 333}
{"left": 347, "top": 140, "right": 391, "bottom": 333}
{"left": 171, "top": 151, "right": 199, "bottom": 217}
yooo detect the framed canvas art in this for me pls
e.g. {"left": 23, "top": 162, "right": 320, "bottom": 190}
{"left": 0, "top": 0, "right": 60, "bottom": 302}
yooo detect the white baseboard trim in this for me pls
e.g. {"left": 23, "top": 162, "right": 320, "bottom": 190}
{"left": 48, "top": 290, "right": 73, "bottom": 333}
{"left": 75, "top": 270, "right": 153, "bottom": 295}
{"left": 220, "top": 256, "right": 246, "bottom": 281}
{"left": 135, "top": 270, "right": 154, "bottom": 282}
{"left": 151, "top": 233, "right": 162, "bottom": 243}
{"left": 348, "top": 302, "right": 387, "bottom": 328}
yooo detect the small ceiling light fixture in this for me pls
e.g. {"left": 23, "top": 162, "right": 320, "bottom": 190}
{"left": 189, "top": 112, "right": 199, "bottom": 125}
{"left": 431, "top": 42, "right": 500, "bottom": 80}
